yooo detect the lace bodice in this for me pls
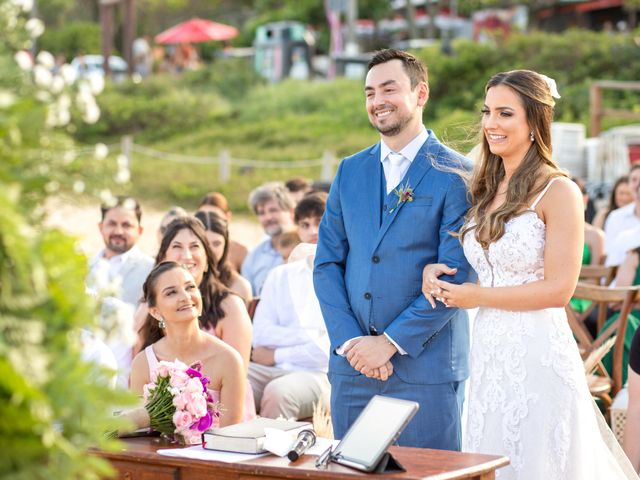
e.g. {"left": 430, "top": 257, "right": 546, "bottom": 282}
{"left": 463, "top": 211, "right": 546, "bottom": 288}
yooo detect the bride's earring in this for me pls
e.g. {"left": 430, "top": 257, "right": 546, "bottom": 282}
{"left": 529, "top": 131, "right": 535, "bottom": 142}
{"left": 157, "top": 316, "right": 166, "bottom": 329}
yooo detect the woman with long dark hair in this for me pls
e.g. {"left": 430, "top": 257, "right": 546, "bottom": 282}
{"left": 131, "top": 262, "right": 245, "bottom": 426}
{"left": 194, "top": 211, "right": 252, "bottom": 306}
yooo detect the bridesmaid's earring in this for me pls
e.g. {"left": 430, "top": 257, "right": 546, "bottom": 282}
{"left": 530, "top": 131, "right": 535, "bottom": 142}
{"left": 157, "top": 316, "right": 166, "bottom": 329}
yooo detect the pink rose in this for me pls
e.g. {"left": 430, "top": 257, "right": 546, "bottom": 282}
{"left": 169, "top": 369, "right": 189, "bottom": 388}
{"left": 173, "top": 410, "right": 194, "bottom": 431}
{"left": 186, "top": 394, "right": 208, "bottom": 418}
{"left": 172, "top": 391, "right": 190, "bottom": 410}
{"left": 182, "top": 430, "right": 202, "bottom": 445}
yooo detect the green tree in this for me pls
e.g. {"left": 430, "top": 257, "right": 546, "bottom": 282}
{"left": 0, "top": 2, "right": 131, "bottom": 478}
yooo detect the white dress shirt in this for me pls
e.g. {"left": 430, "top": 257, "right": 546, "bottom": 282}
{"left": 604, "top": 202, "right": 640, "bottom": 266}
{"left": 380, "top": 127, "right": 429, "bottom": 194}
{"left": 252, "top": 257, "right": 330, "bottom": 372}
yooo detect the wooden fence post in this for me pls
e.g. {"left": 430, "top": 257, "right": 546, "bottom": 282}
{"left": 219, "top": 150, "right": 231, "bottom": 184}
{"left": 321, "top": 150, "right": 335, "bottom": 181}
{"left": 121, "top": 135, "right": 132, "bottom": 169}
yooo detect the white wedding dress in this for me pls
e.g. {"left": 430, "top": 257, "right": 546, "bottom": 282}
{"left": 462, "top": 180, "right": 638, "bottom": 479}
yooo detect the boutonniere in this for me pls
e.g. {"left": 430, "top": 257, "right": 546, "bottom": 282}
{"left": 389, "top": 182, "right": 414, "bottom": 213}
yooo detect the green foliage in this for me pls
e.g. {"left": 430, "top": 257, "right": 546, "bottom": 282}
{"left": 0, "top": 2, "right": 133, "bottom": 478}
{"left": 73, "top": 76, "right": 231, "bottom": 143}
{"left": 182, "top": 57, "right": 265, "bottom": 101}
{"left": 38, "top": 21, "right": 101, "bottom": 59}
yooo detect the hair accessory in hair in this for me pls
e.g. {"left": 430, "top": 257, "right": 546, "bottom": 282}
{"left": 539, "top": 74, "right": 561, "bottom": 99}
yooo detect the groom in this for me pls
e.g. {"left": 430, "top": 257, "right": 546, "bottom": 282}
{"left": 313, "top": 49, "right": 471, "bottom": 450}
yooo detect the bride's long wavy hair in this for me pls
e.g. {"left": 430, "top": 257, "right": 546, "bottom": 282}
{"left": 460, "top": 70, "right": 566, "bottom": 248}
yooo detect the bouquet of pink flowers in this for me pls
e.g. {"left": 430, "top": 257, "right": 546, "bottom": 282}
{"left": 139, "top": 359, "right": 220, "bottom": 444}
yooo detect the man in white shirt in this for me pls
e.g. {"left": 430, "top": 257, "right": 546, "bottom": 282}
{"left": 248, "top": 194, "right": 330, "bottom": 419}
{"left": 241, "top": 182, "right": 295, "bottom": 295}
{"left": 86, "top": 196, "right": 154, "bottom": 387}
{"left": 605, "top": 164, "right": 640, "bottom": 266}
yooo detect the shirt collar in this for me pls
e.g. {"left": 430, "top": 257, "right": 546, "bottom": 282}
{"left": 94, "top": 244, "right": 139, "bottom": 265}
{"left": 380, "top": 127, "right": 429, "bottom": 164}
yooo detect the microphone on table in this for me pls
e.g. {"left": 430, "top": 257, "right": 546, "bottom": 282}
{"left": 287, "top": 429, "right": 317, "bottom": 462}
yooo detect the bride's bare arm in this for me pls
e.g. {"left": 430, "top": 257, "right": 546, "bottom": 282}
{"left": 433, "top": 178, "right": 583, "bottom": 310}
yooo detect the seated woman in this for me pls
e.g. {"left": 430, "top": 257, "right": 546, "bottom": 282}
{"left": 130, "top": 262, "right": 245, "bottom": 427}
{"left": 197, "top": 192, "right": 249, "bottom": 273}
{"left": 593, "top": 175, "right": 632, "bottom": 231}
{"left": 194, "top": 211, "right": 253, "bottom": 306}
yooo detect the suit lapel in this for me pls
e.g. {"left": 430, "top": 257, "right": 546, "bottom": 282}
{"left": 372, "top": 135, "right": 440, "bottom": 250}
{"left": 362, "top": 143, "right": 382, "bottom": 230}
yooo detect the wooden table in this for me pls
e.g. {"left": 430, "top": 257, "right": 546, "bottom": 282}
{"left": 95, "top": 437, "right": 509, "bottom": 480}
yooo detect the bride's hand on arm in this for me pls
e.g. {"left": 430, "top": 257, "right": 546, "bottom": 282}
{"left": 422, "top": 263, "right": 457, "bottom": 308}
{"left": 432, "top": 280, "right": 482, "bottom": 309}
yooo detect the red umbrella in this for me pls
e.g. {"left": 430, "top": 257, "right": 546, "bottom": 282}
{"left": 155, "top": 18, "right": 238, "bottom": 44}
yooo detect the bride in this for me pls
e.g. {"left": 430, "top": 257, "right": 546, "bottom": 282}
{"left": 422, "top": 70, "right": 637, "bottom": 479}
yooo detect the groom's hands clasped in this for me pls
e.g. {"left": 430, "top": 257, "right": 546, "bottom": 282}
{"left": 344, "top": 336, "right": 397, "bottom": 381}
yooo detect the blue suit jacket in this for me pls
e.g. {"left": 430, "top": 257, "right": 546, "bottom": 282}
{"left": 313, "top": 131, "right": 471, "bottom": 385}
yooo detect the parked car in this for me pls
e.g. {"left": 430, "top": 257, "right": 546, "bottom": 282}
{"left": 69, "top": 54, "right": 128, "bottom": 83}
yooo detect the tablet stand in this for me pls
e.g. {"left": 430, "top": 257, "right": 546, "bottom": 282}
{"left": 315, "top": 446, "right": 406, "bottom": 474}
{"left": 370, "top": 451, "right": 405, "bottom": 474}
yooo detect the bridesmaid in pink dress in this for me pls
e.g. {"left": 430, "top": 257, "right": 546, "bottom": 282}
{"left": 135, "top": 216, "right": 256, "bottom": 420}
{"left": 130, "top": 262, "right": 244, "bottom": 427}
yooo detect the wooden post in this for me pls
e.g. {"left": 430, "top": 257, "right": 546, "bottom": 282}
{"left": 121, "top": 135, "right": 132, "bottom": 169}
{"left": 122, "top": 0, "right": 136, "bottom": 76}
{"left": 219, "top": 151, "right": 231, "bottom": 184}
{"left": 99, "top": 1, "right": 116, "bottom": 77}
{"left": 321, "top": 150, "right": 335, "bottom": 181}
{"left": 590, "top": 83, "right": 602, "bottom": 137}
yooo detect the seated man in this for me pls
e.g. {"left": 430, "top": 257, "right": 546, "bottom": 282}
{"left": 248, "top": 193, "right": 330, "bottom": 420}
{"left": 241, "top": 182, "right": 295, "bottom": 295}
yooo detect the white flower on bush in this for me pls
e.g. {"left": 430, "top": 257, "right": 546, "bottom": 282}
{"left": 122, "top": 197, "right": 137, "bottom": 210}
{"left": 0, "top": 90, "right": 16, "bottom": 108}
{"left": 60, "top": 64, "right": 75, "bottom": 85}
{"left": 35, "top": 90, "right": 51, "bottom": 102}
{"left": 11, "top": 0, "right": 34, "bottom": 12}
{"left": 115, "top": 168, "right": 131, "bottom": 184}
{"left": 14, "top": 50, "right": 33, "bottom": 70}
{"left": 62, "top": 150, "right": 76, "bottom": 165}
{"left": 36, "top": 51, "right": 55, "bottom": 70}
{"left": 50, "top": 75, "right": 65, "bottom": 94}
{"left": 94, "top": 143, "right": 109, "bottom": 160}
{"left": 33, "top": 65, "right": 52, "bottom": 89}
{"left": 82, "top": 101, "right": 100, "bottom": 124}
{"left": 72, "top": 180, "right": 85, "bottom": 193}
{"left": 25, "top": 18, "right": 44, "bottom": 38}
{"left": 99, "top": 189, "right": 116, "bottom": 206}
{"left": 88, "top": 74, "right": 104, "bottom": 95}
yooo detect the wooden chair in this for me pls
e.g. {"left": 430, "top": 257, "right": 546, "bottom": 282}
{"left": 578, "top": 264, "right": 616, "bottom": 286}
{"left": 565, "top": 283, "right": 640, "bottom": 410}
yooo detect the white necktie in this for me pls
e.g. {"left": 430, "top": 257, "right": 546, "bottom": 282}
{"left": 386, "top": 152, "right": 406, "bottom": 194}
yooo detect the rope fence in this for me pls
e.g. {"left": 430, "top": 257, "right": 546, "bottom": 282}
{"left": 123, "top": 136, "right": 337, "bottom": 183}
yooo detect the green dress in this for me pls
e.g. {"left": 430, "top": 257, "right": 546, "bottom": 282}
{"left": 569, "top": 243, "right": 592, "bottom": 313}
